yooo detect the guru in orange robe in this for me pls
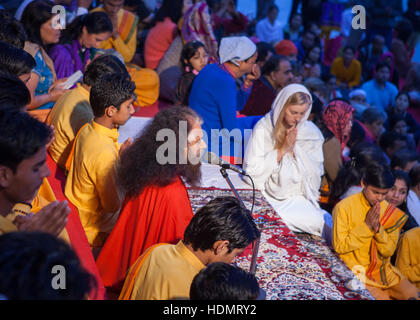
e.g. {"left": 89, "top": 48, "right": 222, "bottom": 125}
{"left": 96, "top": 177, "right": 193, "bottom": 293}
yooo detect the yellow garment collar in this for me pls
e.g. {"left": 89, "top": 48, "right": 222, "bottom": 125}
{"left": 92, "top": 121, "right": 119, "bottom": 143}
{"left": 176, "top": 241, "right": 206, "bottom": 271}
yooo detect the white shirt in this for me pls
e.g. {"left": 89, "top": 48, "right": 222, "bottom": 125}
{"left": 255, "top": 18, "right": 284, "bottom": 45}
{"left": 407, "top": 190, "right": 420, "bottom": 225}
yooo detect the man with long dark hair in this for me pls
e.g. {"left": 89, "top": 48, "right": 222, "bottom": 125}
{"left": 333, "top": 164, "right": 418, "bottom": 300}
{"left": 96, "top": 106, "right": 206, "bottom": 294}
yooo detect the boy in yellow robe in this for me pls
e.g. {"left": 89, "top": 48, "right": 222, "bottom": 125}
{"left": 47, "top": 54, "right": 129, "bottom": 170}
{"left": 91, "top": 0, "right": 160, "bottom": 108}
{"left": 0, "top": 110, "right": 69, "bottom": 236}
{"left": 396, "top": 227, "right": 420, "bottom": 291}
{"left": 333, "top": 164, "right": 418, "bottom": 300}
{"left": 119, "top": 197, "right": 261, "bottom": 300}
{"left": 65, "top": 73, "right": 135, "bottom": 249}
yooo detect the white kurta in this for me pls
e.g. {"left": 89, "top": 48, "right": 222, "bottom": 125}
{"left": 255, "top": 18, "right": 284, "bottom": 45}
{"left": 407, "top": 190, "right": 420, "bottom": 226}
{"left": 243, "top": 84, "right": 327, "bottom": 236}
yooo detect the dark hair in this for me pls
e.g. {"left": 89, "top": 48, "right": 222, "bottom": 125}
{"left": 83, "top": 54, "right": 129, "bottom": 87}
{"left": 0, "top": 41, "right": 36, "bottom": 77}
{"left": 393, "top": 169, "right": 411, "bottom": 189}
{"left": 343, "top": 45, "right": 355, "bottom": 54}
{"left": 184, "top": 196, "right": 260, "bottom": 253}
{"left": 305, "top": 44, "right": 321, "bottom": 63}
{"left": 347, "top": 120, "right": 366, "bottom": 148}
{"left": 152, "top": 0, "right": 184, "bottom": 26}
{"left": 0, "top": 73, "right": 31, "bottom": 111}
{"left": 389, "top": 114, "right": 407, "bottom": 131}
{"left": 190, "top": 262, "right": 260, "bottom": 300}
{"left": 256, "top": 42, "right": 276, "bottom": 65}
{"left": 90, "top": 73, "right": 135, "bottom": 118}
{"left": 60, "top": 12, "right": 113, "bottom": 43}
{"left": 180, "top": 41, "right": 206, "bottom": 69}
{"left": 21, "top": 0, "right": 55, "bottom": 48}
{"left": 0, "top": 110, "right": 52, "bottom": 172}
{"left": 409, "top": 164, "right": 420, "bottom": 187}
{"left": 375, "top": 62, "right": 391, "bottom": 73}
{"left": 0, "top": 10, "right": 27, "bottom": 49}
{"left": 117, "top": 106, "right": 202, "bottom": 198}
{"left": 261, "top": 54, "right": 289, "bottom": 76}
{"left": 331, "top": 147, "right": 387, "bottom": 201}
{"left": 395, "top": 18, "right": 413, "bottom": 43}
{"left": 267, "top": 4, "right": 279, "bottom": 13}
{"left": 361, "top": 107, "right": 387, "bottom": 124}
{"left": 379, "top": 131, "right": 406, "bottom": 152}
{"left": 0, "top": 231, "right": 96, "bottom": 300}
{"left": 391, "top": 149, "right": 419, "bottom": 171}
{"left": 362, "top": 163, "right": 395, "bottom": 189}
{"left": 395, "top": 91, "right": 411, "bottom": 105}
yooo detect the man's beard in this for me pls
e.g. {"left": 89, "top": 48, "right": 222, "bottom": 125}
{"left": 180, "top": 161, "right": 202, "bottom": 187}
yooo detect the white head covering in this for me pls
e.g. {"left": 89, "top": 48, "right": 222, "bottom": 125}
{"left": 270, "top": 83, "right": 313, "bottom": 129}
{"left": 219, "top": 36, "right": 257, "bottom": 66}
{"left": 349, "top": 88, "right": 367, "bottom": 99}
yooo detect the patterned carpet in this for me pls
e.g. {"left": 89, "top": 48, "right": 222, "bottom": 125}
{"left": 187, "top": 187, "right": 374, "bottom": 300}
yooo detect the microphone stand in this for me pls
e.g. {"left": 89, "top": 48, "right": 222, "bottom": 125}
{"left": 219, "top": 168, "right": 260, "bottom": 275}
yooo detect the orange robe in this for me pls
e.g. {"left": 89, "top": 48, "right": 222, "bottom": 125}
{"left": 96, "top": 177, "right": 193, "bottom": 292}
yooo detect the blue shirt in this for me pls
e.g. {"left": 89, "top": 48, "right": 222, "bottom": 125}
{"left": 361, "top": 79, "right": 398, "bottom": 112}
{"left": 33, "top": 49, "right": 55, "bottom": 110}
{"left": 189, "top": 63, "right": 261, "bottom": 159}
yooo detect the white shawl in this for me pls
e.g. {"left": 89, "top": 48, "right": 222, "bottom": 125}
{"left": 243, "top": 84, "right": 325, "bottom": 207}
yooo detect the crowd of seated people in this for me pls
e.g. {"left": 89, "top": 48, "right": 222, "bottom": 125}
{"left": 0, "top": 0, "right": 419, "bottom": 301}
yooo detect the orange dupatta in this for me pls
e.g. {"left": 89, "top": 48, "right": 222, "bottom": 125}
{"left": 118, "top": 243, "right": 168, "bottom": 300}
{"left": 365, "top": 204, "right": 408, "bottom": 286}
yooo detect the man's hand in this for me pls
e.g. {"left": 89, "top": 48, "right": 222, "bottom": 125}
{"left": 110, "top": 14, "right": 120, "bottom": 38}
{"left": 244, "top": 64, "right": 261, "bottom": 86}
{"left": 365, "top": 202, "right": 381, "bottom": 233}
{"left": 14, "top": 201, "right": 70, "bottom": 237}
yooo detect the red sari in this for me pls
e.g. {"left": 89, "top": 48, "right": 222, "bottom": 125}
{"left": 96, "top": 177, "right": 193, "bottom": 293}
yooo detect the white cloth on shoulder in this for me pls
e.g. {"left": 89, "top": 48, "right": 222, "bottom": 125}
{"left": 243, "top": 84, "right": 327, "bottom": 236}
{"left": 219, "top": 36, "right": 257, "bottom": 66}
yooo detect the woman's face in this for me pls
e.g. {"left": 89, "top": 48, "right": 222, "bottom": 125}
{"left": 40, "top": 16, "right": 61, "bottom": 45}
{"left": 395, "top": 94, "right": 410, "bottom": 113}
{"left": 386, "top": 178, "right": 408, "bottom": 207}
{"left": 344, "top": 115, "right": 354, "bottom": 137}
{"left": 188, "top": 46, "right": 209, "bottom": 72}
{"left": 308, "top": 46, "right": 320, "bottom": 63}
{"left": 80, "top": 28, "right": 112, "bottom": 49}
{"left": 367, "top": 120, "right": 384, "bottom": 138}
{"left": 283, "top": 103, "right": 308, "bottom": 128}
{"left": 393, "top": 120, "right": 408, "bottom": 135}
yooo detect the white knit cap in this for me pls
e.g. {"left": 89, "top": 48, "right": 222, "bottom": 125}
{"left": 219, "top": 36, "right": 257, "bottom": 66}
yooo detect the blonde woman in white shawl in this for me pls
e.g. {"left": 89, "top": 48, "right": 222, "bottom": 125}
{"left": 243, "top": 83, "right": 332, "bottom": 240}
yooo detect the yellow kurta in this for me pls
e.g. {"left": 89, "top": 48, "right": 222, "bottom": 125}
{"left": 333, "top": 192, "right": 405, "bottom": 289}
{"left": 396, "top": 227, "right": 420, "bottom": 290}
{"left": 126, "top": 241, "right": 205, "bottom": 300}
{"left": 330, "top": 57, "right": 361, "bottom": 88}
{"left": 47, "top": 84, "right": 93, "bottom": 170}
{"left": 91, "top": 7, "right": 138, "bottom": 63}
{"left": 65, "top": 121, "right": 121, "bottom": 247}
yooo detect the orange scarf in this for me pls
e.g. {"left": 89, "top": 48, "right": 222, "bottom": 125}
{"left": 118, "top": 243, "right": 168, "bottom": 300}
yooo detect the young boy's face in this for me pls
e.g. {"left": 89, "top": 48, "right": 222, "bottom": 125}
{"left": 112, "top": 98, "right": 135, "bottom": 126}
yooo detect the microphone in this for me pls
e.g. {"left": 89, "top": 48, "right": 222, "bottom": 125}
{"left": 204, "top": 152, "right": 247, "bottom": 176}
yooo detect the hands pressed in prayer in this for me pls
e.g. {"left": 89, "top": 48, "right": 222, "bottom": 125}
{"left": 110, "top": 14, "right": 120, "bottom": 39}
{"left": 277, "top": 127, "right": 297, "bottom": 162}
{"left": 365, "top": 202, "right": 381, "bottom": 233}
{"left": 14, "top": 201, "right": 70, "bottom": 237}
